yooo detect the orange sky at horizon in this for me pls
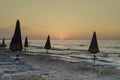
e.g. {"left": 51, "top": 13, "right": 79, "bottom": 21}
{"left": 0, "top": 0, "right": 120, "bottom": 40}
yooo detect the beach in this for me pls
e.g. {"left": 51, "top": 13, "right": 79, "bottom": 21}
{"left": 0, "top": 46, "right": 120, "bottom": 80}
{"left": 0, "top": 0, "right": 120, "bottom": 79}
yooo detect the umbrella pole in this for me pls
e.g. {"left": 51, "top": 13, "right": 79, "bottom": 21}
{"left": 46, "top": 50, "right": 48, "bottom": 62}
{"left": 93, "top": 53, "right": 96, "bottom": 65}
{"left": 25, "top": 47, "right": 26, "bottom": 52}
{"left": 16, "top": 51, "right": 20, "bottom": 61}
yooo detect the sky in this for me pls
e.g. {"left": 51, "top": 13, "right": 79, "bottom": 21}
{"left": 0, "top": 0, "right": 120, "bottom": 40}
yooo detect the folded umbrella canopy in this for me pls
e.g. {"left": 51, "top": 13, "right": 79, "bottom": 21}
{"left": 24, "top": 36, "right": 28, "bottom": 51}
{"left": 9, "top": 20, "right": 23, "bottom": 52}
{"left": 44, "top": 35, "right": 51, "bottom": 50}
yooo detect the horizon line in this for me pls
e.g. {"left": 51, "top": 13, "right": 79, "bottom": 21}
{"left": 0, "top": 39, "right": 120, "bottom": 40}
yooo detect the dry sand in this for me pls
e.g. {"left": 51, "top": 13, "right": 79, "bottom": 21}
{"left": 0, "top": 47, "right": 120, "bottom": 80}
{"left": 22, "top": 53, "right": 120, "bottom": 80}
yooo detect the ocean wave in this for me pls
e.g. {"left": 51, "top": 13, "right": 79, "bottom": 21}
{"left": 77, "top": 44, "right": 87, "bottom": 46}
{"left": 29, "top": 45, "right": 44, "bottom": 49}
{"left": 28, "top": 45, "right": 120, "bottom": 56}
{"left": 107, "top": 47, "right": 120, "bottom": 49}
{"left": 51, "top": 47, "right": 71, "bottom": 51}
{"left": 100, "top": 51, "right": 120, "bottom": 54}
{"left": 114, "top": 47, "right": 120, "bottom": 49}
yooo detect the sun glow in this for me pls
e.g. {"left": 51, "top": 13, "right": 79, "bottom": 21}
{"left": 57, "top": 33, "right": 66, "bottom": 40}
{"left": 59, "top": 35, "right": 64, "bottom": 40}
{"left": 0, "top": 1, "right": 120, "bottom": 40}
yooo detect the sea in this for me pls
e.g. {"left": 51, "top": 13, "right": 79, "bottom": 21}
{"left": 3, "top": 40, "right": 120, "bottom": 68}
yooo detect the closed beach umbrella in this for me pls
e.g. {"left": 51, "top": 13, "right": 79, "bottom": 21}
{"left": 0, "top": 38, "right": 6, "bottom": 47}
{"left": 88, "top": 31, "right": 99, "bottom": 64}
{"left": 44, "top": 35, "right": 51, "bottom": 61}
{"left": 24, "top": 36, "right": 28, "bottom": 51}
{"left": 44, "top": 35, "right": 51, "bottom": 51}
{"left": 9, "top": 20, "right": 23, "bottom": 60}
{"left": 2, "top": 38, "right": 5, "bottom": 46}
{"left": 9, "top": 20, "right": 23, "bottom": 52}
{"left": 2, "top": 38, "right": 6, "bottom": 47}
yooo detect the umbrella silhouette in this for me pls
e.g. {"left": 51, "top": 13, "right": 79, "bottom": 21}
{"left": 9, "top": 20, "right": 23, "bottom": 60}
{"left": 0, "top": 38, "right": 6, "bottom": 47}
{"left": 24, "top": 36, "right": 28, "bottom": 52}
{"left": 2, "top": 38, "right": 5, "bottom": 46}
{"left": 44, "top": 35, "right": 51, "bottom": 53}
{"left": 44, "top": 35, "right": 51, "bottom": 61}
{"left": 88, "top": 31, "right": 99, "bottom": 65}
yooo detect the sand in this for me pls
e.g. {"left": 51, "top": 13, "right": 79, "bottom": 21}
{"left": 0, "top": 47, "right": 120, "bottom": 80}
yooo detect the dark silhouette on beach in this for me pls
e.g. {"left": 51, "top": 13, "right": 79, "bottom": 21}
{"left": 24, "top": 36, "right": 28, "bottom": 52}
{"left": 44, "top": 35, "right": 51, "bottom": 53}
{"left": 9, "top": 20, "right": 23, "bottom": 52}
{"left": 9, "top": 20, "right": 23, "bottom": 60}
{"left": 44, "top": 35, "right": 51, "bottom": 52}
{"left": 0, "top": 38, "right": 7, "bottom": 47}
{"left": 88, "top": 31, "right": 99, "bottom": 64}
{"left": 44, "top": 35, "right": 51, "bottom": 61}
